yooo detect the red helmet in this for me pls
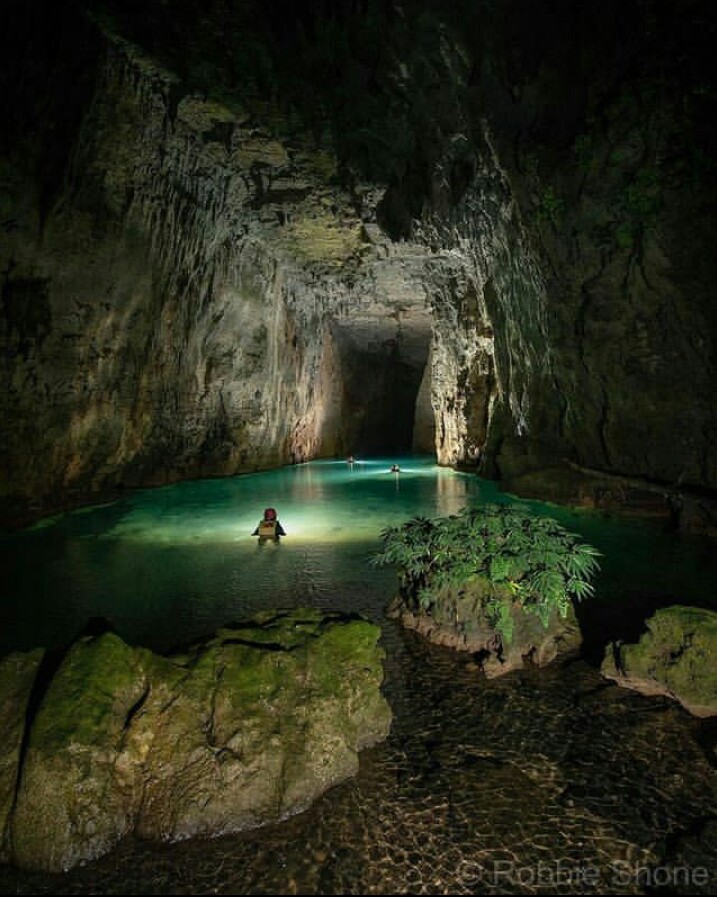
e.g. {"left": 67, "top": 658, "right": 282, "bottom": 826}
{"left": 263, "top": 507, "right": 277, "bottom": 521}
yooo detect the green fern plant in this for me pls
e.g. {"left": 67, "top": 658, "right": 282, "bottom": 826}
{"left": 486, "top": 596, "right": 515, "bottom": 644}
{"left": 372, "top": 505, "right": 601, "bottom": 643}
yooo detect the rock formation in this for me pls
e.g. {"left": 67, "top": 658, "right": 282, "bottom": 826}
{"left": 388, "top": 581, "right": 582, "bottom": 678}
{"left": 377, "top": 504, "right": 593, "bottom": 676}
{"left": 1, "top": 1, "right": 715, "bottom": 525}
{"left": 4, "top": 610, "right": 391, "bottom": 872}
{"left": 602, "top": 605, "right": 717, "bottom": 717}
{"left": 0, "top": 650, "right": 44, "bottom": 863}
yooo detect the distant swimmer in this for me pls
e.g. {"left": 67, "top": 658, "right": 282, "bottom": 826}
{"left": 390, "top": 464, "right": 401, "bottom": 473}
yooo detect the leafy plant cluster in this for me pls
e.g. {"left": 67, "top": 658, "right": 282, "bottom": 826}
{"left": 372, "top": 505, "right": 600, "bottom": 640}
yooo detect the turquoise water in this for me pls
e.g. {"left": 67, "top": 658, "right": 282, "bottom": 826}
{"left": 0, "top": 457, "right": 477, "bottom": 654}
{"left": 1, "top": 455, "right": 715, "bottom": 659}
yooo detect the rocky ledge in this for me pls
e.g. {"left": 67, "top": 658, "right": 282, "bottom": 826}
{"left": 388, "top": 580, "right": 582, "bottom": 679}
{"left": 602, "top": 606, "right": 717, "bottom": 717}
{"left": 496, "top": 460, "right": 717, "bottom": 536}
{"left": 0, "top": 610, "right": 391, "bottom": 872}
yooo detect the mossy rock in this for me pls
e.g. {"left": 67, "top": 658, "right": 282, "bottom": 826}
{"left": 390, "top": 576, "right": 582, "bottom": 678}
{"left": 602, "top": 606, "right": 717, "bottom": 717}
{"left": 0, "top": 649, "right": 44, "bottom": 862}
{"left": 135, "top": 609, "right": 391, "bottom": 842}
{"left": 500, "top": 463, "right": 672, "bottom": 520}
{"left": 11, "top": 633, "right": 154, "bottom": 872}
{"left": 10, "top": 610, "right": 391, "bottom": 872}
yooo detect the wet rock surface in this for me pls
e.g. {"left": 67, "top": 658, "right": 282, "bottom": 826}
{"left": 388, "top": 581, "right": 582, "bottom": 678}
{"left": 5, "top": 611, "right": 391, "bottom": 872}
{"left": 0, "top": 650, "right": 44, "bottom": 862}
{"left": 602, "top": 606, "right": 717, "bottom": 718}
{"left": 1, "top": 625, "right": 716, "bottom": 894}
{"left": 496, "top": 463, "right": 717, "bottom": 536}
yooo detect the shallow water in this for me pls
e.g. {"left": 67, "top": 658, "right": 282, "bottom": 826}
{"left": 1, "top": 456, "right": 716, "bottom": 895}
{"left": 2, "top": 457, "right": 487, "bottom": 654}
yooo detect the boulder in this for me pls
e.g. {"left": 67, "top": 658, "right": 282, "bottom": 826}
{"left": 10, "top": 610, "right": 391, "bottom": 871}
{"left": 11, "top": 633, "right": 152, "bottom": 872}
{"left": 0, "top": 649, "right": 44, "bottom": 862}
{"left": 389, "top": 577, "right": 582, "bottom": 678}
{"left": 131, "top": 610, "right": 392, "bottom": 842}
{"left": 601, "top": 606, "right": 717, "bottom": 717}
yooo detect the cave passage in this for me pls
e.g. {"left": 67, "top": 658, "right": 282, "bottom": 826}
{"left": 332, "top": 319, "right": 433, "bottom": 456}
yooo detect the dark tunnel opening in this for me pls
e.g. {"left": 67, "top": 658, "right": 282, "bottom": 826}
{"left": 332, "top": 319, "right": 434, "bottom": 457}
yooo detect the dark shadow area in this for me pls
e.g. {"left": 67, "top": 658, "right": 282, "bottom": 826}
{"left": 10, "top": 621, "right": 100, "bottom": 818}
{"left": 0, "top": 0, "right": 102, "bottom": 223}
{"left": 333, "top": 322, "right": 431, "bottom": 455}
{"left": 342, "top": 344, "right": 424, "bottom": 455}
{"left": 84, "top": 0, "right": 717, "bottom": 241}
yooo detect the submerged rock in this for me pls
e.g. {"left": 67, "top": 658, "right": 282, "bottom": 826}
{"left": 601, "top": 606, "right": 717, "bottom": 717}
{"left": 388, "top": 578, "right": 582, "bottom": 678}
{"left": 0, "top": 650, "right": 44, "bottom": 862}
{"left": 8, "top": 610, "right": 391, "bottom": 872}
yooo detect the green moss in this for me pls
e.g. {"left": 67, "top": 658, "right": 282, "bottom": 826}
{"left": 218, "top": 643, "right": 291, "bottom": 707}
{"left": 10, "top": 610, "right": 390, "bottom": 868}
{"left": 625, "top": 166, "right": 662, "bottom": 219}
{"left": 609, "top": 147, "right": 632, "bottom": 165}
{"left": 209, "top": 611, "right": 384, "bottom": 732}
{"left": 308, "top": 618, "right": 383, "bottom": 697}
{"left": 214, "top": 608, "right": 326, "bottom": 650}
{"left": 615, "top": 221, "right": 635, "bottom": 249}
{"left": 622, "top": 606, "right": 717, "bottom": 709}
{"left": 27, "top": 611, "right": 387, "bottom": 765}
{"left": 29, "top": 633, "right": 150, "bottom": 754}
{"left": 214, "top": 612, "right": 382, "bottom": 705}
{"left": 536, "top": 186, "right": 565, "bottom": 228}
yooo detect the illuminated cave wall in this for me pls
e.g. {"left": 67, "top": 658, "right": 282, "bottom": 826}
{"left": 1, "top": 0, "right": 716, "bottom": 523}
{"left": 0, "top": 17, "right": 444, "bottom": 519}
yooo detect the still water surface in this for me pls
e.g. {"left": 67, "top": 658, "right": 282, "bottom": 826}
{"left": 1, "top": 457, "right": 716, "bottom": 894}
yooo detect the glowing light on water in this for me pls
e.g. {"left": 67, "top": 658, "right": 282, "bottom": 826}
{"left": 3, "top": 453, "right": 716, "bottom": 658}
{"left": 1, "top": 455, "right": 492, "bottom": 653}
{"left": 99, "top": 457, "right": 475, "bottom": 546}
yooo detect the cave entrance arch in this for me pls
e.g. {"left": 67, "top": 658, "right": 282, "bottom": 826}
{"left": 330, "top": 314, "right": 434, "bottom": 456}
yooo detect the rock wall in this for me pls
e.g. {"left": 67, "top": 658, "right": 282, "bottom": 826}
{"left": 0, "top": 17, "right": 436, "bottom": 523}
{"left": 1, "top": 1, "right": 715, "bottom": 523}
{"left": 417, "top": 125, "right": 551, "bottom": 467}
